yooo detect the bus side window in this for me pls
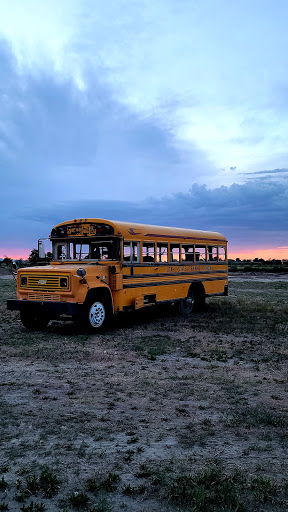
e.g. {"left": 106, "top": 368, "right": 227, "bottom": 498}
{"left": 208, "top": 246, "right": 218, "bottom": 261}
{"left": 182, "top": 244, "right": 194, "bottom": 262}
{"left": 170, "top": 244, "right": 180, "bottom": 262}
{"left": 123, "top": 241, "right": 140, "bottom": 262}
{"left": 218, "top": 246, "right": 226, "bottom": 261}
{"left": 142, "top": 242, "right": 155, "bottom": 262}
{"left": 156, "top": 243, "right": 168, "bottom": 263}
{"left": 195, "top": 245, "right": 206, "bottom": 261}
{"left": 132, "top": 242, "right": 140, "bottom": 262}
{"left": 123, "top": 242, "right": 131, "bottom": 261}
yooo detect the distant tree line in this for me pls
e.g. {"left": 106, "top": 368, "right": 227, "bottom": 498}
{"left": 228, "top": 258, "right": 288, "bottom": 272}
{"left": 0, "top": 249, "right": 52, "bottom": 269}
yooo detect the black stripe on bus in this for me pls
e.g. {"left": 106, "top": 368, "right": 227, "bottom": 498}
{"left": 123, "top": 276, "right": 227, "bottom": 289}
{"left": 123, "top": 270, "right": 227, "bottom": 279}
{"left": 122, "top": 261, "right": 227, "bottom": 268}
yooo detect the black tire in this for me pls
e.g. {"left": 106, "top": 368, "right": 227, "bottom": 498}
{"left": 178, "top": 288, "right": 195, "bottom": 316}
{"left": 195, "top": 293, "right": 206, "bottom": 311}
{"left": 20, "top": 311, "right": 50, "bottom": 330}
{"left": 78, "top": 296, "right": 111, "bottom": 332}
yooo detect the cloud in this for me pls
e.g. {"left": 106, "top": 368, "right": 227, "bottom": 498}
{"left": 3, "top": 177, "right": 287, "bottom": 256}
{"left": 242, "top": 168, "right": 288, "bottom": 175}
{"left": 0, "top": 37, "right": 215, "bottom": 253}
{"left": 0, "top": 38, "right": 211, "bottom": 205}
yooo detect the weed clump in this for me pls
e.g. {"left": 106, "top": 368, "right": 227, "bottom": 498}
{"left": 227, "top": 405, "right": 288, "bottom": 429}
{"left": 134, "top": 335, "right": 173, "bottom": 360}
{"left": 39, "top": 467, "right": 60, "bottom": 497}
{"left": 165, "top": 463, "right": 245, "bottom": 511}
{"left": 20, "top": 502, "right": 45, "bottom": 512}
{"left": 0, "top": 478, "right": 8, "bottom": 492}
{"left": 250, "top": 475, "right": 277, "bottom": 503}
{"left": 88, "top": 498, "right": 112, "bottom": 512}
{"left": 68, "top": 491, "right": 90, "bottom": 509}
{"left": 86, "top": 472, "right": 120, "bottom": 495}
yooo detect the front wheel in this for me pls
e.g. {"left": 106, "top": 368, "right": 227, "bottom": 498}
{"left": 20, "top": 311, "right": 50, "bottom": 330}
{"left": 78, "top": 297, "right": 111, "bottom": 332}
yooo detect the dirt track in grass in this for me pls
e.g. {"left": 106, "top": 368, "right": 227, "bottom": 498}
{"left": 0, "top": 275, "right": 288, "bottom": 511}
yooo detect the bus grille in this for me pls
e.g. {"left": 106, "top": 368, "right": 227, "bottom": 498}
{"left": 21, "top": 274, "right": 70, "bottom": 291}
{"left": 28, "top": 293, "right": 61, "bottom": 301}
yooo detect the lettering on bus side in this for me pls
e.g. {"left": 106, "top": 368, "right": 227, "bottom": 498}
{"left": 166, "top": 265, "right": 212, "bottom": 272}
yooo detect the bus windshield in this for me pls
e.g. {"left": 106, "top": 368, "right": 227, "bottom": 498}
{"left": 52, "top": 238, "right": 120, "bottom": 261}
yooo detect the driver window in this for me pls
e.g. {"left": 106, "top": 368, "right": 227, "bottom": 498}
{"left": 54, "top": 243, "right": 68, "bottom": 260}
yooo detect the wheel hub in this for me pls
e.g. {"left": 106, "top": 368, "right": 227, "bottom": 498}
{"left": 89, "top": 301, "right": 105, "bottom": 328}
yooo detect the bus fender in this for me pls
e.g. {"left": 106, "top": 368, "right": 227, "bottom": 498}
{"left": 84, "top": 286, "right": 114, "bottom": 314}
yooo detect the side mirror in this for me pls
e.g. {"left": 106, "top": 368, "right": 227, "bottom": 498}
{"left": 38, "top": 240, "right": 46, "bottom": 259}
{"left": 77, "top": 268, "right": 86, "bottom": 278}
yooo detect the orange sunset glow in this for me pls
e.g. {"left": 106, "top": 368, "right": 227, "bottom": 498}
{"left": 228, "top": 247, "right": 288, "bottom": 261}
{"left": 0, "top": 248, "right": 31, "bottom": 260}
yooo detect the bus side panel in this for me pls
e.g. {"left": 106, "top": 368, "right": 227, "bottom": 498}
{"left": 112, "top": 283, "right": 191, "bottom": 310}
{"left": 112, "top": 263, "right": 228, "bottom": 310}
{"left": 112, "top": 278, "right": 227, "bottom": 311}
{"left": 203, "top": 279, "right": 228, "bottom": 295}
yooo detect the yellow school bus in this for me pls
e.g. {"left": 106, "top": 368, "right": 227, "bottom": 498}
{"left": 7, "top": 218, "right": 228, "bottom": 331}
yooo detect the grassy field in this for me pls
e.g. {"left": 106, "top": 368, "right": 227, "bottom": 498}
{"left": 0, "top": 277, "right": 288, "bottom": 511}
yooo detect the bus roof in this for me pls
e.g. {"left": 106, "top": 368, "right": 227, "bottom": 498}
{"left": 52, "top": 219, "right": 227, "bottom": 243}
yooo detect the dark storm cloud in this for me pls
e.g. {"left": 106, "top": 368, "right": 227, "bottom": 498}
{"left": 2, "top": 178, "right": 288, "bottom": 253}
{"left": 168, "top": 181, "right": 288, "bottom": 232}
{"left": 18, "top": 178, "right": 287, "bottom": 253}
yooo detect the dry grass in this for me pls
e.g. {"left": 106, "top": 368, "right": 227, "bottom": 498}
{"left": 0, "top": 276, "right": 288, "bottom": 511}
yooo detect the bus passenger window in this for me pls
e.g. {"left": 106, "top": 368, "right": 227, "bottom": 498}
{"left": 156, "top": 243, "right": 168, "bottom": 263}
{"left": 218, "top": 247, "right": 226, "bottom": 261}
{"left": 123, "top": 242, "right": 140, "bottom": 262}
{"left": 123, "top": 242, "right": 131, "bottom": 261}
{"left": 132, "top": 242, "right": 139, "bottom": 262}
{"left": 208, "top": 246, "right": 218, "bottom": 261}
{"left": 142, "top": 243, "right": 155, "bottom": 262}
{"left": 195, "top": 245, "right": 206, "bottom": 261}
{"left": 170, "top": 244, "right": 180, "bottom": 262}
{"left": 182, "top": 244, "right": 194, "bottom": 262}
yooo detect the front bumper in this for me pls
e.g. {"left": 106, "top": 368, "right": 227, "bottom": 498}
{"left": 7, "top": 299, "right": 79, "bottom": 317}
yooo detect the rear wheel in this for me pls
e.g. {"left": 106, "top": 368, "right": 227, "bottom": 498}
{"left": 20, "top": 311, "right": 50, "bottom": 330}
{"left": 178, "top": 289, "right": 195, "bottom": 316}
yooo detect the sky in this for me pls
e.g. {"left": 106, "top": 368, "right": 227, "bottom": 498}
{"left": 0, "top": 0, "right": 287, "bottom": 260}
